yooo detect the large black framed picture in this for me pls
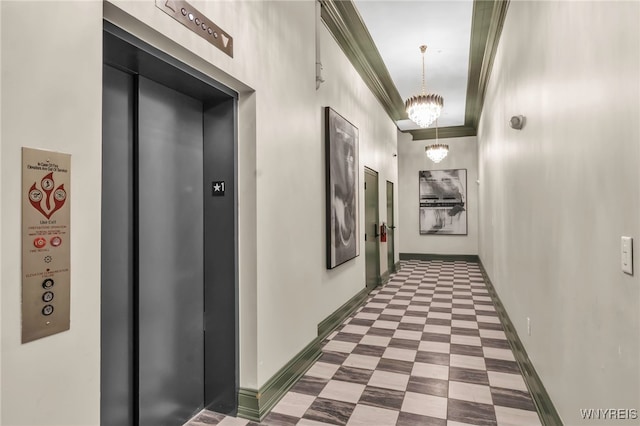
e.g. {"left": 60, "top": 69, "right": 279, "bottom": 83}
{"left": 326, "top": 107, "right": 359, "bottom": 268}
{"left": 419, "top": 169, "right": 468, "bottom": 235}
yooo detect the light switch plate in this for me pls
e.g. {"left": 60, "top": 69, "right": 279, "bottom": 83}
{"left": 621, "top": 236, "right": 633, "bottom": 275}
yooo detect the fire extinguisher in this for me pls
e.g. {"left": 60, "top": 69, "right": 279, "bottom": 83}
{"left": 380, "top": 223, "right": 387, "bottom": 243}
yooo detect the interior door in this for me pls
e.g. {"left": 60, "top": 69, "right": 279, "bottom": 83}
{"left": 364, "top": 168, "right": 380, "bottom": 289}
{"left": 386, "top": 181, "right": 395, "bottom": 274}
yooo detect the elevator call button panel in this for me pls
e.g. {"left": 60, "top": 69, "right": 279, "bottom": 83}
{"left": 22, "top": 148, "right": 71, "bottom": 343}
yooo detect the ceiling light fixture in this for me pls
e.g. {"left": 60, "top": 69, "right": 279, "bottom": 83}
{"left": 405, "top": 45, "right": 443, "bottom": 128}
{"left": 425, "top": 119, "right": 448, "bottom": 163}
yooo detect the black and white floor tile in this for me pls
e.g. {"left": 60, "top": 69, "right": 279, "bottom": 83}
{"left": 186, "top": 260, "right": 542, "bottom": 426}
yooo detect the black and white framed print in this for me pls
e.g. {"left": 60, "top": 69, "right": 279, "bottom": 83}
{"left": 419, "top": 169, "right": 467, "bottom": 235}
{"left": 326, "top": 107, "right": 359, "bottom": 268}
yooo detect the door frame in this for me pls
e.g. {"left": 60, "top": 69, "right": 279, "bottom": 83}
{"left": 102, "top": 22, "right": 240, "bottom": 423}
{"left": 364, "top": 167, "right": 380, "bottom": 289}
{"left": 386, "top": 180, "right": 396, "bottom": 274}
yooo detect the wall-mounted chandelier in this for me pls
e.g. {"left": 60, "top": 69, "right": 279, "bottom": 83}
{"left": 425, "top": 120, "right": 448, "bottom": 163}
{"left": 405, "top": 45, "right": 443, "bottom": 128}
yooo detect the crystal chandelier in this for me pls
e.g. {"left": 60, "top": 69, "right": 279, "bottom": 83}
{"left": 425, "top": 120, "right": 448, "bottom": 163}
{"left": 405, "top": 45, "right": 443, "bottom": 128}
{"left": 425, "top": 144, "right": 448, "bottom": 163}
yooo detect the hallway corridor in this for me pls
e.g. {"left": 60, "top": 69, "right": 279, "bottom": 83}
{"left": 187, "top": 260, "right": 542, "bottom": 426}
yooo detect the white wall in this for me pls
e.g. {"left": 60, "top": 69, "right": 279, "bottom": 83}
{"left": 1, "top": 2, "right": 103, "bottom": 425}
{"left": 478, "top": 1, "right": 639, "bottom": 424}
{"left": 0, "top": 1, "right": 3, "bottom": 420}
{"left": 398, "top": 132, "right": 478, "bottom": 255}
{"left": 315, "top": 11, "right": 399, "bottom": 303}
{"left": 250, "top": 4, "right": 399, "bottom": 385}
{"left": 1, "top": 1, "right": 398, "bottom": 423}
{"left": 105, "top": 0, "right": 398, "bottom": 390}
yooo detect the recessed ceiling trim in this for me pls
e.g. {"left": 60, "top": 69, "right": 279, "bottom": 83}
{"left": 320, "top": 0, "right": 406, "bottom": 120}
{"left": 321, "top": 0, "right": 510, "bottom": 141}
{"left": 476, "top": 0, "right": 510, "bottom": 126}
{"left": 410, "top": 125, "right": 477, "bottom": 141}
{"left": 464, "top": 0, "right": 496, "bottom": 129}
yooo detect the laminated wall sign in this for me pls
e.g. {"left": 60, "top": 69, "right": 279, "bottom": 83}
{"left": 22, "top": 148, "right": 71, "bottom": 343}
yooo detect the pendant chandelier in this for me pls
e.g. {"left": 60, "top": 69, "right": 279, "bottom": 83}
{"left": 405, "top": 45, "right": 443, "bottom": 128}
{"left": 425, "top": 119, "right": 448, "bottom": 163}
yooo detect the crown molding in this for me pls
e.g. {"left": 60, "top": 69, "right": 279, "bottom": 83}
{"left": 319, "top": 0, "right": 406, "bottom": 121}
{"left": 408, "top": 125, "right": 477, "bottom": 141}
{"left": 464, "top": 0, "right": 495, "bottom": 130}
{"left": 320, "top": 0, "right": 510, "bottom": 140}
{"left": 466, "top": 0, "right": 510, "bottom": 130}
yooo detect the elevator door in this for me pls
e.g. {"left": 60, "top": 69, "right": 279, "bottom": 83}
{"left": 137, "top": 76, "right": 205, "bottom": 425}
{"left": 102, "top": 68, "right": 205, "bottom": 426}
{"left": 102, "top": 64, "right": 135, "bottom": 426}
{"left": 102, "top": 25, "right": 238, "bottom": 426}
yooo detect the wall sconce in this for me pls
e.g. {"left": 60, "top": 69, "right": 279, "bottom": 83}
{"left": 509, "top": 115, "right": 525, "bottom": 130}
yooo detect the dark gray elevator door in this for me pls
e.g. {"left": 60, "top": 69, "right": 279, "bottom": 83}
{"left": 103, "top": 26, "right": 239, "bottom": 423}
{"left": 102, "top": 65, "right": 135, "bottom": 426}
{"left": 137, "top": 76, "right": 205, "bottom": 425}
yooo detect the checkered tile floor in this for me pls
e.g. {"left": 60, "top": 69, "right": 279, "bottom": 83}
{"left": 186, "top": 260, "right": 542, "bottom": 426}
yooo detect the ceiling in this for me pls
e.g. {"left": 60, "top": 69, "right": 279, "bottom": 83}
{"left": 320, "top": 0, "right": 510, "bottom": 140}
{"left": 354, "top": 1, "right": 474, "bottom": 130}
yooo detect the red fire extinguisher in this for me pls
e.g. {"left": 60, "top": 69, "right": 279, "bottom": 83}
{"left": 380, "top": 223, "right": 387, "bottom": 243}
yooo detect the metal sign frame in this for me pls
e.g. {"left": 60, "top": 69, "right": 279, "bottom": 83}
{"left": 22, "top": 147, "right": 71, "bottom": 343}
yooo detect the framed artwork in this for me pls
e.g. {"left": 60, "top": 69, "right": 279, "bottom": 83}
{"left": 326, "top": 107, "right": 359, "bottom": 268}
{"left": 419, "top": 169, "right": 467, "bottom": 235}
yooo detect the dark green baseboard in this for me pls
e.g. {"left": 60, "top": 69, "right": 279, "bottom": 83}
{"left": 238, "top": 285, "right": 373, "bottom": 421}
{"left": 400, "top": 253, "right": 480, "bottom": 262}
{"left": 237, "top": 336, "right": 322, "bottom": 421}
{"left": 367, "top": 270, "right": 389, "bottom": 291}
{"left": 318, "top": 286, "right": 371, "bottom": 339}
{"left": 238, "top": 257, "right": 560, "bottom": 424}
{"left": 238, "top": 338, "right": 322, "bottom": 422}
{"left": 477, "top": 260, "right": 563, "bottom": 426}
{"left": 381, "top": 260, "right": 402, "bottom": 283}
{"left": 379, "top": 270, "right": 390, "bottom": 286}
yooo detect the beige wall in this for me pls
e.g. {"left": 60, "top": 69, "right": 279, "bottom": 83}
{"left": 314, "top": 12, "right": 399, "bottom": 329}
{"left": 0, "top": 1, "right": 3, "bottom": 420}
{"left": 251, "top": 2, "right": 399, "bottom": 385}
{"left": 105, "top": 0, "right": 398, "bottom": 390}
{"left": 1, "top": 1, "right": 104, "bottom": 425}
{"left": 478, "top": 1, "right": 640, "bottom": 424}
{"left": 0, "top": 1, "right": 398, "bottom": 424}
{"left": 398, "top": 132, "right": 479, "bottom": 255}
